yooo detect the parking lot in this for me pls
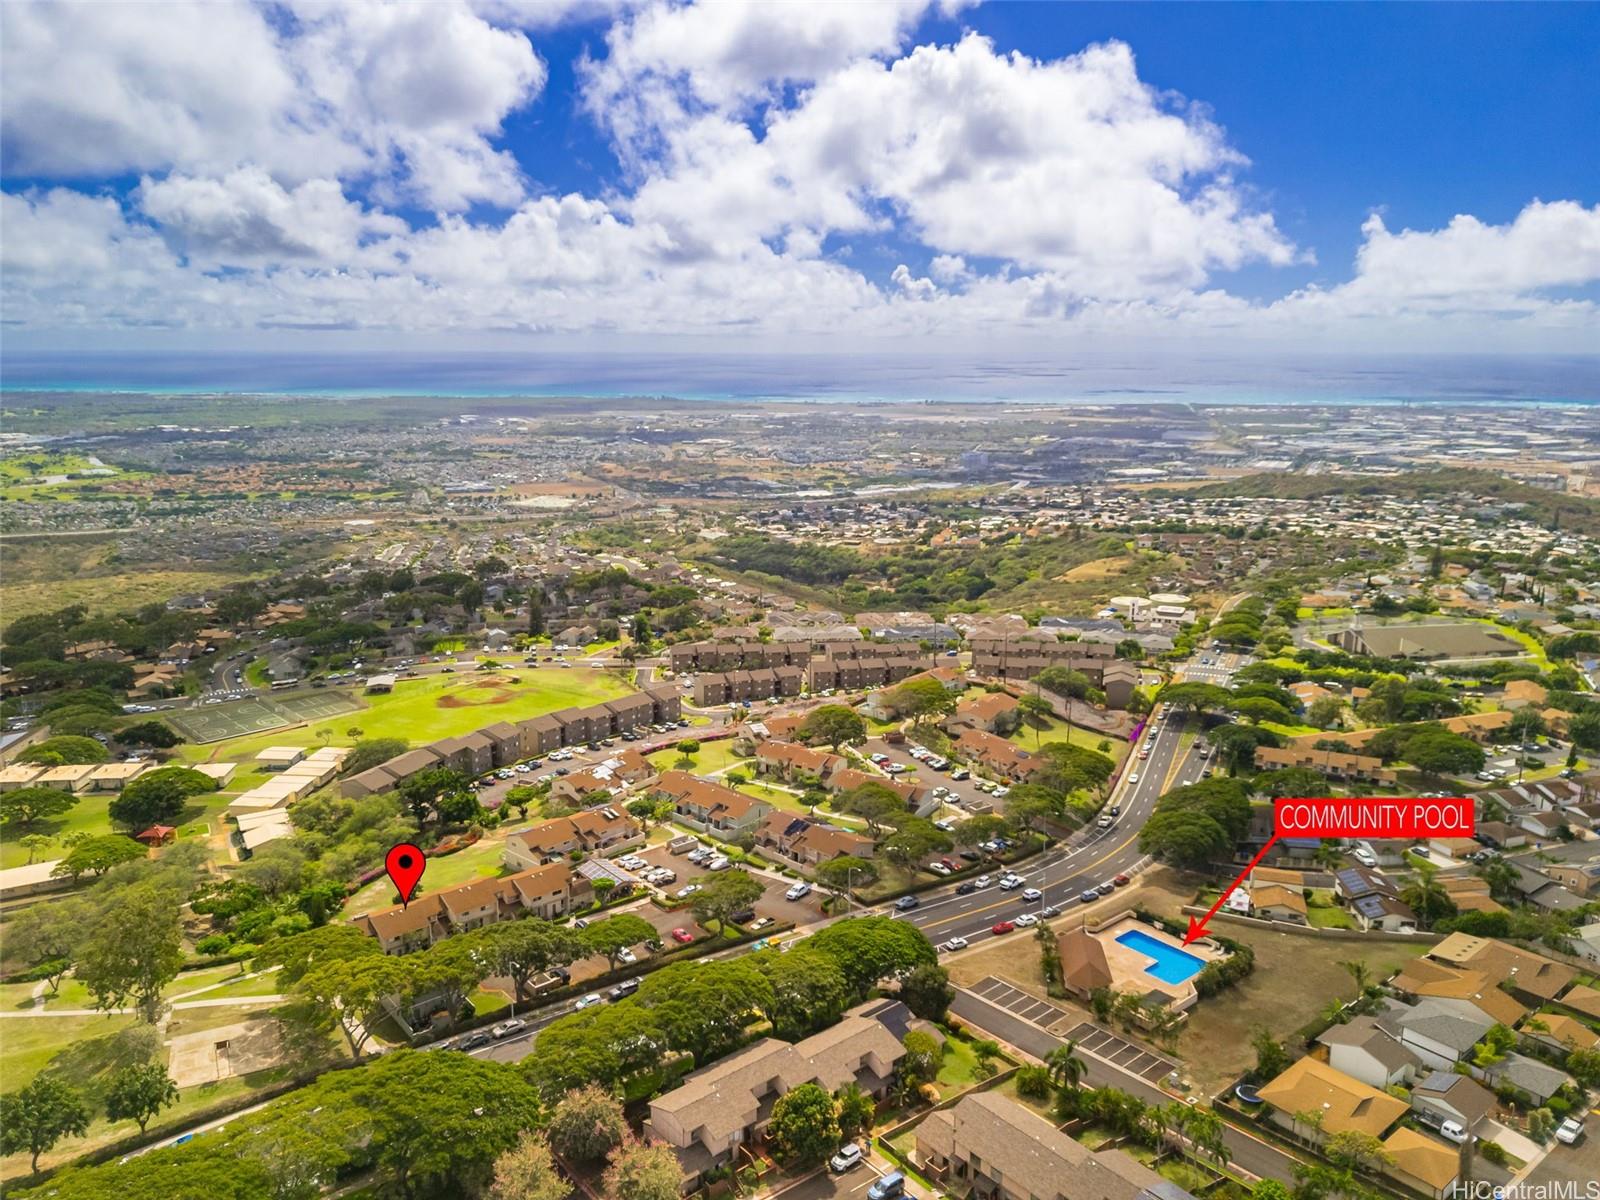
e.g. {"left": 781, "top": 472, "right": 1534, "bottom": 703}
{"left": 631, "top": 843, "right": 828, "bottom": 928}
{"left": 968, "top": 976, "right": 1075, "bottom": 1030}
{"left": 1060, "top": 1021, "right": 1177, "bottom": 1083}
{"left": 770, "top": 1152, "right": 901, "bottom": 1200}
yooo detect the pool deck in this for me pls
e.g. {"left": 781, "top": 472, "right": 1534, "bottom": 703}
{"left": 1093, "top": 916, "right": 1224, "bottom": 1009}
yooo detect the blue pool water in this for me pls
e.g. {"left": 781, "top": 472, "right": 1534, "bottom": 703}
{"left": 1115, "top": 930, "right": 1206, "bottom": 985}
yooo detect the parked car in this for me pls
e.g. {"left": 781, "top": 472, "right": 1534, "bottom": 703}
{"left": 1080, "top": 888, "right": 1100, "bottom": 903}
{"left": 1439, "top": 1119, "right": 1471, "bottom": 1145}
{"left": 868, "top": 1172, "right": 905, "bottom": 1200}
{"left": 1556, "top": 1117, "right": 1585, "bottom": 1144}
{"left": 575, "top": 993, "right": 604, "bottom": 1010}
{"left": 829, "top": 1144, "right": 864, "bottom": 1173}
{"left": 491, "top": 1019, "right": 526, "bottom": 1039}
{"left": 670, "top": 927, "right": 694, "bottom": 944}
{"left": 785, "top": 882, "right": 812, "bottom": 901}
{"left": 929, "top": 862, "right": 953, "bottom": 876}
{"left": 1352, "top": 846, "right": 1378, "bottom": 867}
{"left": 1114, "top": 873, "right": 1130, "bottom": 887}
{"left": 458, "top": 1030, "right": 493, "bottom": 1050}
{"left": 608, "top": 979, "right": 640, "bottom": 1001}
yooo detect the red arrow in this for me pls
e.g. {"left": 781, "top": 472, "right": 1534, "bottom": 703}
{"left": 1183, "top": 833, "right": 1279, "bottom": 945}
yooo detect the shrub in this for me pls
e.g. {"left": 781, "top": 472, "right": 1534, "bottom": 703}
{"left": 1015, "top": 1066, "right": 1053, "bottom": 1100}
{"left": 1479, "top": 1140, "right": 1510, "bottom": 1166}
{"left": 195, "top": 934, "right": 232, "bottom": 955}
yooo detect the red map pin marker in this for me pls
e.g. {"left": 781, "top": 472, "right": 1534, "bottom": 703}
{"left": 385, "top": 843, "right": 426, "bottom": 908}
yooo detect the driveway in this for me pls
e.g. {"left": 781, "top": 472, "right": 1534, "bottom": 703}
{"left": 772, "top": 1153, "right": 904, "bottom": 1200}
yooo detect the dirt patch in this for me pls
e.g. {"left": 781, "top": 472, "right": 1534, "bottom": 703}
{"left": 1057, "top": 555, "right": 1136, "bottom": 582}
{"left": 437, "top": 678, "right": 520, "bottom": 708}
{"left": 167, "top": 1017, "right": 286, "bottom": 1087}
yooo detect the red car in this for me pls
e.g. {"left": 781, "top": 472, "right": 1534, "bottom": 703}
{"left": 670, "top": 927, "right": 693, "bottom": 944}
{"left": 1113, "top": 873, "right": 1131, "bottom": 887}
{"left": 991, "top": 920, "right": 1017, "bottom": 935}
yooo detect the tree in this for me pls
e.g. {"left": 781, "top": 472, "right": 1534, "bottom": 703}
{"left": 583, "top": 913, "right": 659, "bottom": 971}
{"left": 105, "top": 1063, "right": 180, "bottom": 1133}
{"left": 899, "top": 1030, "right": 943, "bottom": 1085}
{"left": 1251, "top": 1029, "right": 1291, "bottom": 1081}
{"left": 806, "top": 916, "right": 938, "bottom": 1002}
{"left": 797, "top": 704, "right": 868, "bottom": 752}
{"left": 1250, "top": 1181, "right": 1292, "bottom": 1200}
{"left": 1324, "top": 1129, "right": 1393, "bottom": 1173}
{"left": 755, "top": 948, "right": 850, "bottom": 1040}
{"left": 953, "top": 814, "right": 1010, "bottom": 858}
{"left": 1, "top": 1074, "right": 91, "bottom": 1174}
{"left": 1400, "top": 861, "right": 1457, "bottom": 931}
{"left": 635, "top": 959, "right": 773, "bottom": 1064}
{"left": 119, "top": 720, "right": 182, "bottom": 748}
{"left": 835, "top": 1083, "right": 876, "bottom": 1140}
{"left": 1338, "top": 959, "right": 1370, "bottom": 999}
{"left": 891, "top": 677, "right": 957, "bottom": 726}
{"left": 253, "top": 922, "right": 380, "bottom": 985}
{"left": 109, "top": 769, "right": 211, "bottom": 829}
{"left": 0, "top": 786, "right": 78, "bottom": 831}
{"left": 814, "top": 855, "right": 877, "bottom": 908}
{"left": 396, "top": 766, "right": 472, "bottom": 827}
{"left": 1565, "top": 1046, "right": 1600, "bottom": 1088}
{"left": 688, "top": 869, "right": 765, "bottom": 933}
{"left": 77, "top": 882, "right": 185, "bottom": 1022}
{"left": 341, "top": 737, "right": 409, "bottom": 776}
{"left": 19, "top": 833, "right": 54, "bottom": 864}
{"left": 5, "top": 897, "right": 79, "bottom": 997}
{"left": 20, "top": 735, "right": 109, "bottom": 764}
{"left": 900, "top": 963, "right": 954, "bottom": 1022}
{"left": 1403, "top": 730, "right": 1485, "bottom": 779}
{"left": 1305, "top": 696, "right": 1345, "bottom": 730}
{"left": 1046, "top": 1042, "right": 1086, "bottom": 1091}
{"left": 489, "top": 1132, "right": 569, "bottom": 1200}
{"left": 547, "top": 1085, "right": 628, "bottom": 1162}
{"left": 291, "top": 953, "right": 408, "bottom": 1060}
{"left": 768, "top": 1082, "right": 843, "bottom": 1166}
{"left": 525, "top": 1004, "right": 667, "bottom": 1097}
{"left": 880, "top": 818, "right": 951, "bottom": 869}
{"left": 839, "top": 781, "right": 906, "bottom": 834}
{"left": 483, "top": 920, "right": 585, "bottom": 1004}
{"left": 603, "top": 1138, "right": 681, "bottom": 1200}
{"left": 1017, "top": 694, "right": 1054, "bottom": 745}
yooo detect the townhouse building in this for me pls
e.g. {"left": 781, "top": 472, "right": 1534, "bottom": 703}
{"left": 502, "top": 807, "right": 641, "bottom": 870}
{"left": 644, "top": 1002, "right": 906, "bottom": 1187}
{"left": 692, "top": 666, "right": 805, "bottom": 706}
{"left": 351, "top": 862, "right": 578, "bottom": 954}
{"left": 652, "top": 770, "right": 774, "bottom": 835}
{"left": 754, "top": 813, "right": 875, "bottom": 867}
{"left": 954, "top": 729, "right": 1041, "bottom": 780}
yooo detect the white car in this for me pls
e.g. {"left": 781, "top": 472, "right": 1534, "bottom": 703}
{"left": 617, "top": 948, "right": 638, "bottom": 965}
{"left": 974, "top": 875, "right": 992, "bottom": 888}
{"left": 1556, "top": 1117, "right": 1584, "bottom": 1145}
{"left": 1438, "top": 1119, "right": 1470, "bottom": 1145}
{"left": 928, "top": 862, "right": 953, "bottom": 876}
{"left": 1021, "top": 887, "right": 1043, "bottom": 901}
{"left": 941, "top": 936, "right": 969, "bottom": 952}
{"left": 1128, "top": 772, "right": 1140, "bottom": 784}
{"left": 1352, "top": 847, "right": 1377, "bottom": 867}
{"left": 675, "top": 883, "right": 701, "bottom": 898}
{"left": 575, "top": 993, "right": 604, "bottom": 1010}
{"left": 785, "top": 882, "right": 812, "bottom": 901}
{"left": 1014, "top": 912, "right": 1038, "bottom": 928}
{"left": 829, "top": 1144, "right": 863, "bottom": 1173}
{"left": 707, "top": 855, "right": 732, "bottom": 871}
{"left": 934, "top": 818, "right": 956, "bottom": 832}
{"left": 999, "top": 876, "right": 1022, "bottom": 891}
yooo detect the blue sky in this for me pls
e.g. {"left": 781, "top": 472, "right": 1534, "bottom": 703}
{"left": 2, "top": 0, "right": 1597, "bottom": 392}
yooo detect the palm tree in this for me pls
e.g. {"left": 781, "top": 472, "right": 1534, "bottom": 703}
{"left": 1184, "top": 1109, "right": 1230, "bottom": 1168}
{"left": 1400, "top": 861, "right": 1454, "bottom": 930}
{"left": 1046, "top": 1042, "right": 1086, "bottom": 1092}
{"left": 1339, "top": 959, "right": 1371, "bottom": 999}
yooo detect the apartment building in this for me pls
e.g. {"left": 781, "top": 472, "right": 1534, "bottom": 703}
{"left": 1253, "top": 744, "right": 1397, "bottom": 784}
{"left": 692, "top": 666, "right": 805, "bottom": 706}
{"left": 754, "top": 813, "right": 875, "bottom": 866}
{"left": 954, "top": 729, "right": 1041, "bottom": 780}
{"left": 669, "top": 639, "right": 811, "bottom": 672}
{"left": 342, "top": 684, "right": 682, "bottom": 798}
{"left": 351, "top": 862, "right": 577, "bottom": 953}
{"left": 753, "top": 740, "right": 843, "bottom": 784}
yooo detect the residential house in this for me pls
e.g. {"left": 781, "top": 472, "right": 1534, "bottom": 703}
{"left": 1426, "top": 933, "right": 1577, "bottom": 1005}
{"left": 824, "top": 766, "right": 926, "bottom": 807}
{"left": 944, "top": 692, "right": 1020, "bottom": 734}
{"left": 1377, "top": 999, "right": 1494, "bottom": 1072}
{"left": 1411, "top": 1071, "right": 1495, "bottom": 1133}
{"left": 912, "top": 1091, "right": 1177, "bottom": 1200}
{"left": 1483, "top": 1053, "right": 1570, "bottom": 1105}
{"left": 1252, "top": 744, "right": 1396, "bottom": 784}
{"left": 1390, "top": 958, "right": 1527, "bottom": 1027}
{"left": 1249, "top": 884, "right": 1308, "bottom": 924}
{"left": 643, "top": 1002, "right": 906, "bottom": 1187}
{"left": 1381, "top": 1128, "right": 1460, "bottom": 1200}
{"left": 1255, "top": 1057, "right": 1408, "bottom": 1147}
{"left": 1520, "top": 1013, "right": 1599, "bottom": 1057}
{"left": 1438, "top": 876, "right": 1506, "bottom": 916}
{"left": 653, "top": 771, "right": 773, "bottom": 835}
{"left": 1316, "top": 1016, "right": 1420, "bottom": 1089}
{"left": 754, "top": 813, "right": 875, "bottom": 867}
{"left": 351, "top": 863, "right": 577, "bottom": 953}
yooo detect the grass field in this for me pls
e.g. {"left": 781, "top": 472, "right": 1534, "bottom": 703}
{"left": 178, "top": 669, "right": 634, "bottom": 765}
{"left": 1009, "top": 713, "right": 1129, "bottom": 764}
{"left": 647, "top": 739, "right": 748, "bottom": 777}
{"left": 0, "top": 787, "right": 234, "bottom": 870}
{"left": 345, "top": 835, "right": 520, "bottom": 916}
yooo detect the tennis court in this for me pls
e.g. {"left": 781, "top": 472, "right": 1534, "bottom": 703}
{"left": 169, "top": 691, "right": 364, "bottom": 743}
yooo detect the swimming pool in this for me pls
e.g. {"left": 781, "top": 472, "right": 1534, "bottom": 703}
{"left": 1115, "top": 929, "right": 1206, "bottom": 985}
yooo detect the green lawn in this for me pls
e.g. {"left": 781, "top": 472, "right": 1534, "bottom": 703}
{"left": 178, "top": 668, "right": 634, "bottom": 767}
{"left": 647, "top": 739, "right": 749, "bottom": 777}
{"left": 0, "top": 786, "right": 235, "bottom": 870}
{"left": 1010, "top": 714, "right": 1129, "bottom": 765}
{"left": 344, "top": 831, "right": 529, "bottom": 916}
{"left": 0, "top": 1013, "right": 138, "bottom": 1098}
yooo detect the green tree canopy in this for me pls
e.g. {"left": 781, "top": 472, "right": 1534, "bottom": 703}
{"left": 104, "top": 1063, "right": 180, "bottom": 1133}
{"left": 0, "top": 786, "right": 79, "bottom": 831}
{"left": 767, "top": 1083, "right": 842, "bottom": 1166}
{"left": 1, "top": 1075, "right": 91, "bottom": 1174}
